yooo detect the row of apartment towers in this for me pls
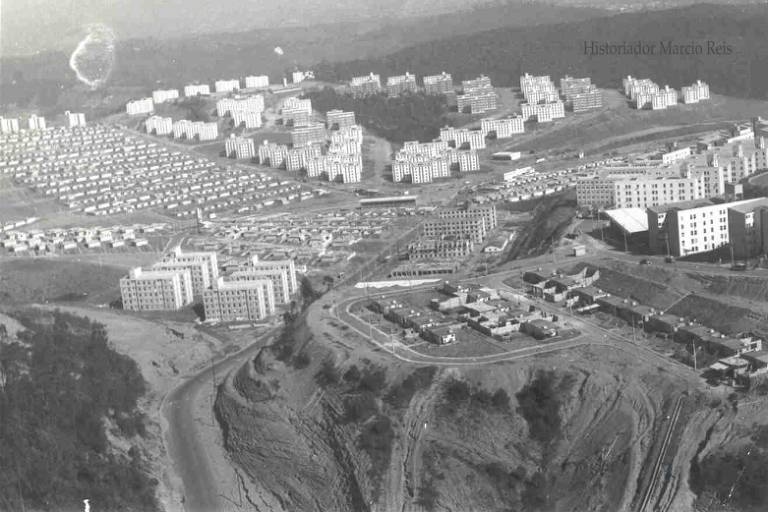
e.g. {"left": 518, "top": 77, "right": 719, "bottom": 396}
{"left": 119, "top": 247, "right": 297, "bottom": 322}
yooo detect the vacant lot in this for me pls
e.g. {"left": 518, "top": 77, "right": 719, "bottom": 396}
{"left": 0, "top": 258, "right": 126, "bottom": 305}
{"left": 667, "top": 295, "right": 759, "bottom": 335}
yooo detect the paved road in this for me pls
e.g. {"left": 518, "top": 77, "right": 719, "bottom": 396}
{"left": 162, "top": 328, "right": 278, "bottom": 512}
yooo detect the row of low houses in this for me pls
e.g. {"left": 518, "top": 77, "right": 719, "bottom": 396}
{"left": 366, "top": 281, "right": 559, "bottom": 345}
{"left": 523, "top": 264, "right": 768, "bottom": 385}
{"left": 0, "top": 223, "right": 165, "bottom": 255}
{"left": 0, "top": 124, "right": 309, "bottom": 219}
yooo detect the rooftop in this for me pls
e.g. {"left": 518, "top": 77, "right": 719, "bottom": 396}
{"left": 604, "top": 207, "right": 649, "bottom": 234}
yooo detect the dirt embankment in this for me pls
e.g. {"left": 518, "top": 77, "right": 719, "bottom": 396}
{"left": 214, "top": 301, "right": 730, "bottom": 511}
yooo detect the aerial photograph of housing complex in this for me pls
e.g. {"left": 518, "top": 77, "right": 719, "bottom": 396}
{"left": 4, "top": 0, "right": 768, "bottom": 511}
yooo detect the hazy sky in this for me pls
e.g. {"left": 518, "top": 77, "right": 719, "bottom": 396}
{"left": 0, "top": 0, "right": 504, "bottom": 56}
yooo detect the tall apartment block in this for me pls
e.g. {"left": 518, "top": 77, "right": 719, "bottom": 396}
{"left": 216, "top": 95, "right": 265, "bottom": 117}
{"left": 350, "top": 73, "right": 382, "bottom": 97}
{"left": 159, "top": 246, "right": 219, "bottom": 295}
{"left": 172, "top": 120, "right": 218, "bottom": 141}
{"left": 120, "top": 267, "right": 193, "bottom": 311}
{"left": 65, "top": 111, "right": 86, "bottom": 128}
{"left": 152, "top": 89, "right": 180, "bottom": 104}
{"left": 203, "top": 277, "right": 275, "bottom": 322}
{"left": 458, "top": 150, "right": 480, "bottom": 172}
{"left": 286, "top": 144, "right": 323, "bottom": 172}
{"left": 247, "top": 255, "right": 298, "bottom": 300}
{"left": 27, "top": 114, "right": 46, "bottom": 131}
{"left": 480, "top": 117, "right": 524, "bottom": 138}
{"left": 560, "top": 76, "right": 602, "bottom": 112}
{"left": 648, "top": 198, "right": 768, "bottom": 258}
{"left": 307, "top": 153, "right": 362, "bottom": 183}
{"left": 232, "top": 111, "right": 262, "bottom": 129}
{"left": 184, "top": 84, "right": 211, "bottom": 97}
{"left": 440, "top": 127, "right": 485, "bottom": 150}
{"left": 225, "top": 135, "right": 257, "bottom": 159}
{"left": 291, "top": 123, "right": 326, "bottom": 148}
{"left": 126, "top": 97, "right": 154, "bottom": 115}
{"left": 462, "top": 75, "right": 492, "bottom": 93}
{"left": 520, "top": 101, "right": 565, "bottom": 122}
{"left": 244, "top": 75, "right": 270, "bottom": 89}
{"left": 423, "top": 72, "right": 454, "bottom": 96}
{"left": 520, "top": 73, "right": 560, "bottom": 104}
{"left": 386, "top": 73, "right": 418, "bottom": 96}
{"left": 145, "top": 115, "right": 173, "bottom": 135}
{"left": 214, "top": 79, "right": 241, "bottom": 93}
{"left": 0, "top": 117, "right": 20, "bottom": 134}
{"left": 681, "top": 80, "right": 710, "bottom": 104}
{"left": 326, "top": 110, "right": 356, "bottom": 130}
{"left": 258, "top": 140, "right": 289, "bottom": 168}
{"left": 457, "top": 91, "right": 498, "bottom": 114}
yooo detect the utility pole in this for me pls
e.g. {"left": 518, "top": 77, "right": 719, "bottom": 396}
{"left": 211, "top": 356, "right": 217, "bottom": 425}
{"left": 691, "top": 340, "right": 698, "bottom": 371}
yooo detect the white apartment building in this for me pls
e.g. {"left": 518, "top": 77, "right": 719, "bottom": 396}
{"left": 184, "top": 84, "right": 211, "bottom": 97}
{"left": 647, "top": 198, "right": 768, "bottom": 258}
{"left": 326, "top": 110, "right": 356, "bottom": 129}
{"left": 215, "top": 79, "right": 241, "bottom": 93}
{"left": 328, "top": 154, "right": 363, "bottom": 183}
{"left": 27, "top": 114, "right": 46, "bottom": 131}
{"left": 232, "top": 110, "right": 262, "bottom": 129}
{"left": 291, "top": 123, "right": 326, "bottom": 148}
{"left": 330, "top": 125, "right": 364, "bottom": 148}
{"left": 520, "top": 73, "right": 560, "bottom": 103}
{"left": 423, "top": 72, "right": 453, "bottom": 95}
{"left": 245, "top": 75, "right": 270, "bottom": 89}
{"left": 462, "top": 75, "right": 492, "bottom": 93}
{"left": 225, "top": 135, "right": 257, "bottom": 159}
{"left": 286, "top": 144, "right": 323, "bottom": 171}
{"left": 480, "top": 117, "right": 524, "bottom": 138}
{"left": 682, "top": 80, "right": 710, "bottom": 104}
{"left": 350, "top": 72, "right": 381, "bottom": 97}
{"left": 126, "top": 97, "right": 154, "bottom": 115}
{"left": 248, "top": 255, "right": 298, "bottom": 297}
{"left": 152, "top": 89, "right": 180, "bottom": 104}
{"left": 458, "top": 150, "right": 480, "bottom": 172}
{"left": 203, "top": 277, "right": 275, "bottom": 322}
{"left": 258, "top": 140, "right": 289, "bottom": 168}
{"left": 662, "top": 146, "right": 692, "bottom": 164}
{"left": 65, "top": 111, "right": 86, "bottom": 128}
{"left": 172, "top": 120, "right": 218, "bottom": 141}
{"left": 457, "top": 91, "right": 497, "bottom": 114}
{"left": 520, "top": 101, "right": 565, "bottom": 122}
{"left": 453, "top": 129, "right": 486, "bottom": 150}
{"left": 216, "top": 95, "right": 265, "bottom": 117}
{"left": 120, "top": 267, "right": 193, "bottom": 311}
{"left": 145, "top": 115, "right": 173, "bottom": 135}
{"left": 386, "top": 72, "right": 418, "bottom": 96}
{"left": 160, "top": 246, "right": 219, "bottom": 295}
{"left": 0, "top": 117, "right": 20, "bottom": 134}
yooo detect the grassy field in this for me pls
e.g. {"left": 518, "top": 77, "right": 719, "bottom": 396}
{"left": 0, "top": 259, "right": 126, "bottom": 305}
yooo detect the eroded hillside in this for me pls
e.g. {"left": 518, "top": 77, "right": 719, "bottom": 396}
{"left": 213, "top": 299, "right": 753, "bottom": 511}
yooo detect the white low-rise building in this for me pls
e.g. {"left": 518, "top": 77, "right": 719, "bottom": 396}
{"left": 244, "top": 75, "right": 270, "bottom": 89}
{"left": 215, "top": 79, "right": 241, "bottom": 93}
{"left": 126, "top": 97, "right": 154, "bottom": 115}
{"left": 152, "top": 89, "right": 180, "bottom": 104}
{"left": 145, "top": 115, "right": 173, "bottom": 135}
{"left": 184, "top": 84, "right": 211, "bottom": 97}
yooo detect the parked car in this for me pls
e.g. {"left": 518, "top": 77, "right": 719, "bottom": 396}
{"left": 639, "top": 259, "right": 652, "bottom": 265}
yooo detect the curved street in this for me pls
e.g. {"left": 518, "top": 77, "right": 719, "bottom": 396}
{"left": 162, "top": 328, "right": 278, "bottom": 512}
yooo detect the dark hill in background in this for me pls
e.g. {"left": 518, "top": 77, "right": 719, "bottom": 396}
{"left": 0, "top": 2, "right": 606, "bottom": 111}
{"left": 315, "top": 3, "right": 768, "bottom": 100}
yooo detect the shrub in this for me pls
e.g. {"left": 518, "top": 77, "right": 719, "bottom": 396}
{"left": 315, "top": 358, "right": 340, "bottom": 387}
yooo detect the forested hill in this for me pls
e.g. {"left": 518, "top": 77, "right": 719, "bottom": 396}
{"left": 314, "top": 3, "right": 768, "bottom": 100}
{"left": 0, "top": 310, "right": 156, "bottom": 511}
